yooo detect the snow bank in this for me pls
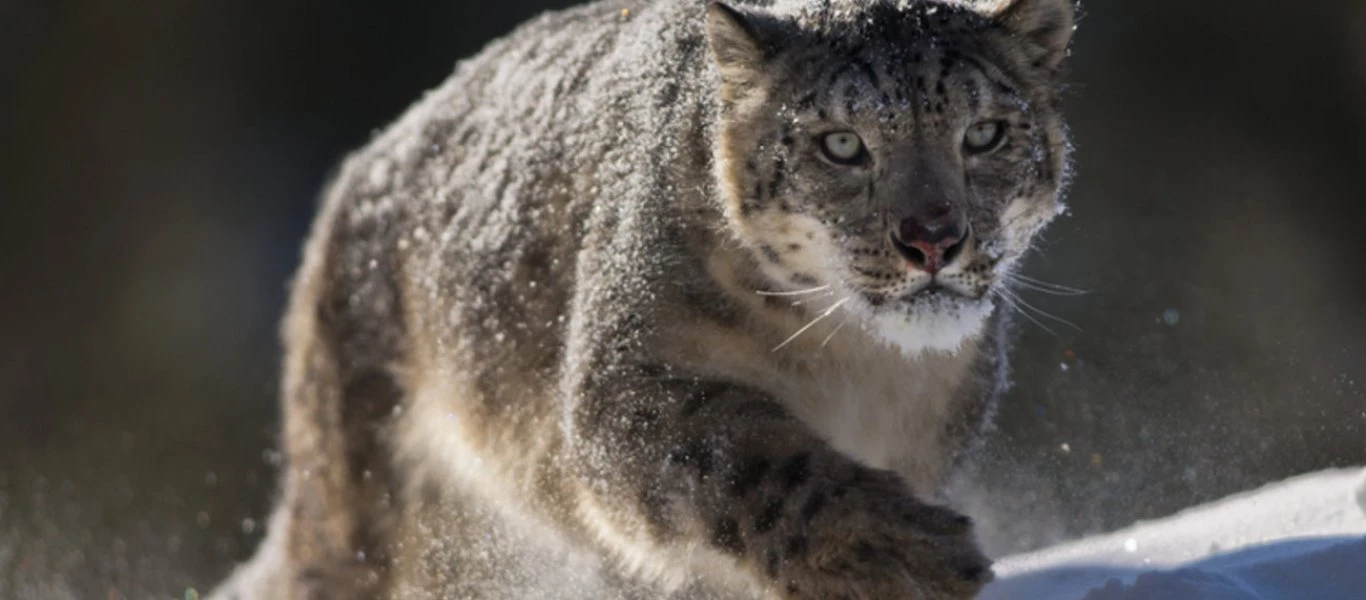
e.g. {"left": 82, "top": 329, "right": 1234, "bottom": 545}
{"left": 981, "top": 467, "right": 1366, "bottom": 600}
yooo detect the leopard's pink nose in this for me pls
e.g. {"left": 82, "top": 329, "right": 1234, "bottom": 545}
{"left": 890, "top": 212, "right": 967, "bottom": 274}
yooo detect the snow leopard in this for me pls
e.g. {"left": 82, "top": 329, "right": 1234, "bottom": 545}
{"left": 212, "top": 0, "right": 1075, "bottom": 598}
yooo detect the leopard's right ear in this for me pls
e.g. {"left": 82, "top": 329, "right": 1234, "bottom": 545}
{"left": 705, "top": 2, "right": 782, "bottom": 86}
{"left": 992, "top": 0, "right": 1075, "bottom": 71}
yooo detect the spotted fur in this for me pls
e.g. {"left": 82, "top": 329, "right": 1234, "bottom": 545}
{"left": 212, "top": 1, "right": 1075, "bottom": 599}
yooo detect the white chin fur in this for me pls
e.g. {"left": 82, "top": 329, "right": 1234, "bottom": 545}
{"left": 857, "top": 295, "right": 996, "bottom": 356}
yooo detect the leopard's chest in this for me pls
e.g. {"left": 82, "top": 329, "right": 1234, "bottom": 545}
{"left": 776, "top": 333, "right": 978, "bottom": 493}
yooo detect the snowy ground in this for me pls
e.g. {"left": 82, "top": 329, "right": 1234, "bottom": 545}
{"left": 980, "top": 467, "right": 1366, "bottom": 600}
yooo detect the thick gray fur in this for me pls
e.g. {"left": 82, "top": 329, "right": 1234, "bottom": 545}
{"left": 212, "top": 0, "right": 1075, "bottom": 598}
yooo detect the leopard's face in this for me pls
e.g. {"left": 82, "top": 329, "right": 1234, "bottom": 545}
{"left": 708, "top": 0, "right": 1074, "bottom": 354}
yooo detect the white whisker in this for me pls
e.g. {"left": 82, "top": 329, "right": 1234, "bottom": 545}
{"left": 772, "top": 295, "right": 852, "bottom": 352}
{"left": 1005, "top": 277, "right": 1089, "bottom": 297}
{"left": 1011, "top": 273, "right": 1089, "bottom": 295}
{"left": 996, "top": 289, "right": 1059, "bottom": 337}
{"left": 820, "top": 314, "right": 852, "bottom": 349}
{"left": 790, "top": 291, "right": 836, "bottom": 307}
{"left": 998, "top": 286, "right": 1082, "bottom": 335}
{"left": 755, "top": 285, "right": 831, "bottom": 297}
{"left": 1007, "top": 288, "right": 1082, "bottom": 331}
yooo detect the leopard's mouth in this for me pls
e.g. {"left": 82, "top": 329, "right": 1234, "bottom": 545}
{"left": 853, "top": 282, "right": 976, "bottom": 315}
{"left": 893, "top": 275, "right": 981, "bottom": 302}
{"left": 895, "top": 285, "right": 978, "bottom": 309}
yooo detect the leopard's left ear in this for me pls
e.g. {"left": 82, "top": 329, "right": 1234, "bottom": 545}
{"left": 993, "top": 0, "right": 1075, "bottom": 70}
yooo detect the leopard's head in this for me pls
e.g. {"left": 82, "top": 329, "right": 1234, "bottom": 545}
{"left": 708, "top": 0, "right": 1075, "bottom": 354}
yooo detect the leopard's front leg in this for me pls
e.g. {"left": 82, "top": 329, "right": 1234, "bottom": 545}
{"left": 564, "top": 369, "right": 992, "bottom": 599}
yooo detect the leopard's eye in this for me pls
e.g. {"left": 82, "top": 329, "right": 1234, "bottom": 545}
{"left": 963, "top": 121, "right": 1007, "bottom": 154}
{"left": 821, "top": 131, "right": 867, "bottom": 165}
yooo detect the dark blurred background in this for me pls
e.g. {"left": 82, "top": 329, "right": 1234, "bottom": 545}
{"left": 1, "top": 0, "right": 1363, "bottom": 597}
